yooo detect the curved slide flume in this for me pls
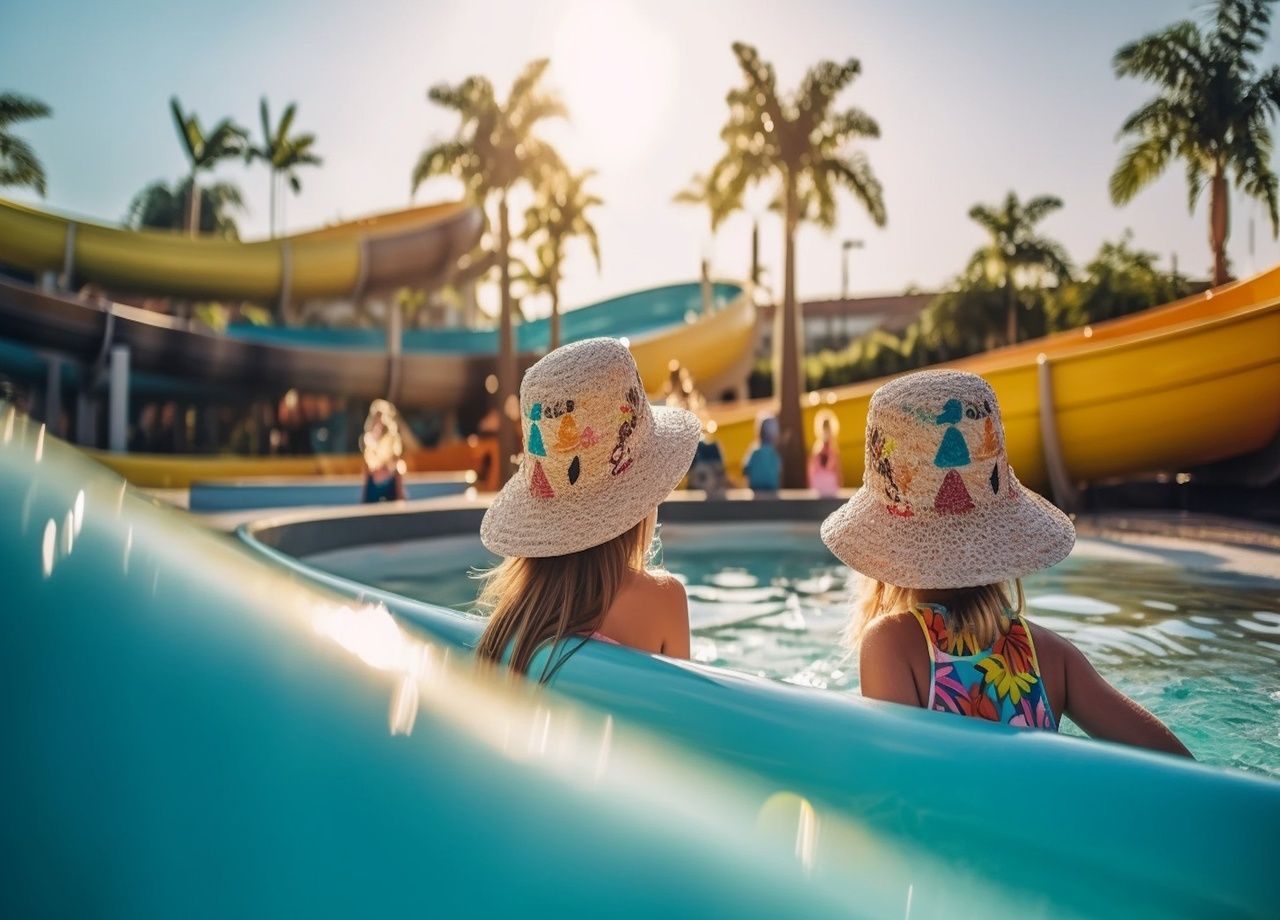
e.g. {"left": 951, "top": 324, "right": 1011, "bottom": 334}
{"left": 710, "top": 267, "right": 1280, "bottom": 494}
{"left": 0, "top": 197, "right": 484, "bottom": 302}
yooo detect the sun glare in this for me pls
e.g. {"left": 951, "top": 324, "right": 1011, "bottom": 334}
{"left": 551, "top": 1, "right": 673, "bottom": 170}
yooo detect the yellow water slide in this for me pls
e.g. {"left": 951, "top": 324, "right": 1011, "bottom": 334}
{"left": 710, "top": 266, "right": 1280, "bottom": 493}
{"left": 0, "top": 197, "right": 482, "bottom": 302}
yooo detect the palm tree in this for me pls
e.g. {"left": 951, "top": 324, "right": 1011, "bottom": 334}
{"left": 0, "top": 92, "right": 52, "bottom": 196}
{"left": 170, "top": 97, "right": 248, "bottom": 236}
{"left": 967, "top": 192, "right": 1072, "bottom": 345}
{"left": 704, "top": 43, "right": 885, "bottom": 488}
{"left": 521, "top": 167, "right": 602, "bottom": 350}
{"left": 125, "top": 177, "right": 245, "bottom": 238}
{"left": 412, "top": 59, "right": 566, "bottom": 481}
{"left": 1110, "top": 0, "right": 1280, "bottom": 286}
{"left": 248, "top": 98, "right": 322, "bottom": 237}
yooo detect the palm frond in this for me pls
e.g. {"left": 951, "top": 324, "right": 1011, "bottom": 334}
{"left": 0, "top": 92, "right": 52, "bottom": 128}
{"left": 1110, "top": 135, "right": 1174, "bottom": 204}
{"left": 826, "top": 151, "right": 886, "bottom": 226}
{"left": 1022, "top": 195, "right": 1064, "bottom": 225}
{"left": 0, "top": 134, "right": 48, "bottom": 195}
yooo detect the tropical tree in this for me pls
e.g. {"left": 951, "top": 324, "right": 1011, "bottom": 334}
{"left": 966, "top": 192, "right": 1072, "bottom": 345}
{"left": 169, "top": 97, "right": 248, "bottom": 236}
{"left": 0, "top": 92, "right": 51, "bottom": 196}
{"left": 125, "top": 177, "right": 245, "bottom": 238}
{"left": 704, "top": 42, "right": 885, "bottom": 487}
{"left": 248, "top": 98, "right": 322, "bottom": 237}
{"left": 521, "top": 167, "right": 602, "bottom": 350}
{"left": 411, "top": 59, "right": 566, "bottom": 480}
{"left": 1110, "top": 0, "right": 1280, "bottom": 286}
{"left": 1049, "top": 233, "right": 1188, "bottom": 328}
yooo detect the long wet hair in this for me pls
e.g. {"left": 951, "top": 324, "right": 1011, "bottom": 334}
{"left": 474, "top": 514, "right": 656, "bottom": 679}
{"left": 848, "top": 577, "right": 1026, "bottom": 649}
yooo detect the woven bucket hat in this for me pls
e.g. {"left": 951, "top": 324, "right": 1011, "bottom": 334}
{"left": 820, "top": 369, "right": 1075, "bottom": 589}
{"left": 481, "top": 337, "right": 702, "bottom": 558}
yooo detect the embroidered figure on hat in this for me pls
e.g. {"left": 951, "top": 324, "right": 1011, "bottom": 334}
{"left": 543, "top": 398, "right": 575, "bottom": 419}
{"left": 869, "top": 426, "right": 912, "bottom": 515}
{"left": 554, "top": 414, "right": 580, "bottom": 452}
{"left": 527, "top": 420, "right": 547, "bottom": 457}
{"left": 900, "top": 404, "right": 935, "bottom": 424}
{"left": 934, "top": 468, "right": 975, "bottom": 513}
{"left": 579, "top": 426, "right": 601, "bottom": 448}
{"left": 934, "top": 426, "right": 971, "bottom": 468}
{"left": 568, "top": 455, "right": 581, "bottom": 485}
{"left": 530, "top": 460, "right": 555, "bottom": 498}
{"left": 974, "top": 417, "right": 1000, "bottom": 460}
{"left": 898, "top": 462, "right": 915, "bottom": 493}
{"left": 990, "top": 463, "right": 1000, "bottom": 494}
{"left": 935, "top": 398, "right": 963, "bottom": 425}
{"left": 609, "top": 384, "right": 644, "bottom": 476}
{"left": 529, "top": 403, "right": 542, "bottom": 421}
{"left": 963, "top": 399, "right": 993, "bottom": 420}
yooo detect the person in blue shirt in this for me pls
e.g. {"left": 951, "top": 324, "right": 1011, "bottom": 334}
{"left": 742, "top": 415, "right": 782, "bottom": 493}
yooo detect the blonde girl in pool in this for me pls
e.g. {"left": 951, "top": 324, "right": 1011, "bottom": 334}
{"left": 475, "top": 338, "right": 699, "bottom": 680}
{"left": 820, "top": 370, "right": 1190, "bottom": 756}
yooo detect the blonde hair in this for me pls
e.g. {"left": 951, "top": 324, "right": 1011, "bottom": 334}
{"left": 812, "top": 408, "right": 839, "bottom": 447}
{"left": 848, "top": 576, "right": 1026, "bottom": 649}
{"left": 474, "top": 515, "right": 656, "bottom": 679}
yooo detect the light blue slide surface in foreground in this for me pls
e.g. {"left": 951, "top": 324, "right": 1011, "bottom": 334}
{"left": 3, "top": 409, "right": 1278, "bottom": 918}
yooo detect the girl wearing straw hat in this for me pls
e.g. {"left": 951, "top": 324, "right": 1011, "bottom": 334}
{"left": 821, "top": 370, "right": 1190, "bottom": 756}
{"left": 476, "top": 338, "right": 700, "bottom": 679}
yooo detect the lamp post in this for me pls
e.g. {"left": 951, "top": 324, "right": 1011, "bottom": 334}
{"left": 841, "top": 238, "right": 864, "bottom": 300}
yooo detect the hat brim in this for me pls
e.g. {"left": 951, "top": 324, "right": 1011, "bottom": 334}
{"left": 481, "top": 405, "right": 703, "bottom": 558}
{"left": 820, "top": 471, "right": 1075, "bottom": 589}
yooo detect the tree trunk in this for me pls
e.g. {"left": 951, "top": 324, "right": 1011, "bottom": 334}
{"left": 1004, "top": 280, "right": 1018, "bottom": 346}
{"left": 269, "top": 169, "right": 277, "bottom": 239}
{"left": 1210, "top": 167, "right": 1230, "bottom": 287}
{"left": 186, "top": 170, "right": 201, "bottom": 236}
{"left": 496, "top": 193, "right": 518, "bottom": 484}
{"left": 549, "top": 266, "right": 561, "bottom": 351}
{"left": 775, "top": 169, "right": 807, "bottom": 490}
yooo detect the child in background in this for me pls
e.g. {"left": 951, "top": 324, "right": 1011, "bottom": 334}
{"left": 688, "top": 421, "right": 729, "bottom": 498}
{"left": 807, "top": 409, "right": 842, "bottom": 497}
{"left": 820, "top": 369, "right": 1191, "bottom": 757}
{"left": 361, "top": 399, "right": 406, "bottom": 503}
{"left": 476, "top": 338, "right": 698, "bottom": 680}
{"left": 742, "top": 414, "right": 782, "bottom": 492}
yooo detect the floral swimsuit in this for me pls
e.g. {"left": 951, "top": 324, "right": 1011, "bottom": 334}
{"left": 906, "top": 603, "right": 1057, "bottom": 730}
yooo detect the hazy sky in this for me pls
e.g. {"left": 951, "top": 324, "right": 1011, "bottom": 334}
{"left": 3, "top": 0, "right": 1279, "bottom": 315}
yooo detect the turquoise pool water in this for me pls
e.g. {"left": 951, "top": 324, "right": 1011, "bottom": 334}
{"left": 305, "top": 522, "right": 1280, "bottom": 779}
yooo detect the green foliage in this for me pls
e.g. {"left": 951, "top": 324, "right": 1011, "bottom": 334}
{"left": 125, "top": 177, "right": 245, "bottom": 238}
{"left": 519, "top": 167, "right": 602, "bottom": 304}
{"left": 673, "top": 170, "right": 741, "bottom": 232}
{"left": 412, "top": 59, "right": 566, "bottom": 201}
{"left": 752, "top": 234, "right": 1185, "bottom": 397}
{"left": 706, "top": 43, "right": 886, "bottom": 231}
{"left": 170, "top": 97, "right": 248, "bottom": 173}
{"left": 1051, "top": 232, "right": 1190, "bottom": 328}
{"left": 248, "top": 98, "right": 322, "bottom": 236}
{"left": 0, "top": 91, "right": 52, "bottom": 196}
{"left": 192, "top": 302, "right": 273, "bottom": 334}
{"left": 1111, "top": 0, "right": 1280, "bottom": 277}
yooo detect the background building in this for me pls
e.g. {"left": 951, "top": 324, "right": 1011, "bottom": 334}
{"left": 754, "top": 291, "right": 935, "bottom": 357}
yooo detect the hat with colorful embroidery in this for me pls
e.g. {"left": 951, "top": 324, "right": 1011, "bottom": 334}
{"left": 820, "top": 369, "right": 1074, "bottom": 589}
{"left": 480, "top": 337, "right": 702, "bottom": 558}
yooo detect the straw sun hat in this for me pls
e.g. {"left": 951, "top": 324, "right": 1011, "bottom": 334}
{"left": 480, "top": 337, "right": 702, "bottom": 558}
{"left": 820, "top": 370, "right": 1075, "bottom": 589}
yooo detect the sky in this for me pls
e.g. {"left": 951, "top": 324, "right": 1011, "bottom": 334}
{"left": 3, "top": 0, "right": 1279, "bottom": 316}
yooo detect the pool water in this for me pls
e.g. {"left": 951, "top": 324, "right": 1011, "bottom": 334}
{"left": 304, "top": 522, "right": 1280, "bottom": 779}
